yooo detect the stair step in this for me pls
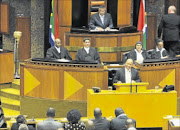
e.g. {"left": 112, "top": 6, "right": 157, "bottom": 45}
{"left": 1, "top": 96, "right": 20, "bottom": 111}
{"left": 0, "top": 96, "right": 20, "bottom": 106}
{"left": 1, "top": 88, "right": 20, "bottom": 96}
{"left": 3, "top": 108, "right": 20, "bottom": 116}
{"left": 12, "top": 79, "right": 20, "bottom": 90}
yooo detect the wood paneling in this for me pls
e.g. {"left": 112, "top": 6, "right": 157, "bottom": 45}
{"left": 0, "top": 51, "right": 14, "bottom": 84}
{"left": 58, "top": 0, "right": 72, "bottom": 26}
{"left": 139, "top": 61, "right": 180, "bottom": 97}
{"left": 16, "top": 17, "right": 31, "bottom": 61}
{"left": 0, "top": 3, "right": 9, "bottom": 34}
{"left": 20, "top": 60, "right": 108, "bottom": 101}
{"left": 59, "top": 27, "right": 71, "bottom": 46}
{"left": 147, "top": 14, "right": 157, "bottom": 50}
{"left": 65, "top": 32, "right": 143, "bottom": 62}
{"left": 96, "top": 37, "right": 117, "bottom": 47}
{"left": 117, "top": 0, "right": 131, "bottom": 26}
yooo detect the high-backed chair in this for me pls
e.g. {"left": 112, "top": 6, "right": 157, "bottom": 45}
{"left": 122, "top": 51, "right": 130, "bottom": 64}
{"left": 88, "top": 0, "right": 107, "bottom": 22}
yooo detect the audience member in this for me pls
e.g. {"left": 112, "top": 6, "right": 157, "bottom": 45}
{"left": 110, "top": 108, "right": 136, "bottom": 130}
{"left": 64, "top": 109, "right": 85, "bottom": 130}
{"left": 158, "top": 5, "right": 180, "bottom": 57}
{"left": 125, "top": 119, "right": 137, "bottom": 130}
{"left": 113, "top": 59, "right": 141, "bottom": 84}
{"left": 129, "top": 41, "right": 150, "bottom": 64}
{"left": 37, "top": 107, "right": 63, "bottom": 130}
{"left": 86, "top": 120, "right": 95, "bottom": 130}
{"left": 46, "top": 38, "right": 72, "bottom": 60}
{"left": 11, "top": 115, "right": 35, "bottom": 130}
{"left": 89, "top": 5, "right": 113, "bottom": 31}
{"left": 18, "top": 124, "right": 29, "bottom": 130}
{"left": 151, "top": 39, "right": 168, "bottom": 59}
{"left": 92, "top": 108, "right": 110, "bottom": 130}
{"left": 75, "top": 38, "right": 101, "bottom": 63}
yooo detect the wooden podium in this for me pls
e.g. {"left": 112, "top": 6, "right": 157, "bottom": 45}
{"left": 113, "top": 82, "right": 149, "bottom": 93}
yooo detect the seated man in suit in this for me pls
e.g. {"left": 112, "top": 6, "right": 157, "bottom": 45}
{"left": 75, "top": 38, "right": 101, "bottom": 63}
{"left": 89, "top": 5, "right": 113, "bottom": 31}
{"left": 92, "top": 108, "right": 110, "bottom": 130}
{"left": 46, "top": 38, "right": 72, "bottom": 60}
{"left": 37, "top": 108, "right": 63, "bottom": 130}
{"left": 113, "top": 59, "right": 141, "bottom": 83}
{"left": 151, "top": 39, "right": 169, "bottom": 59}
{"left": 110, "top": 108, "right": 136, "bottom": 130}
{"left": 129, "top": 41, "right": 150, "bottom": 64}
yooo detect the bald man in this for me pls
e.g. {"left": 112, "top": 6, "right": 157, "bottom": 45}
{"left": 92, "top": 108, "right": 110, "bottom": 130}
{"left": 46, "top": 38, "right": 72, "bottom": 60}
{"left": 110, "top": 108, "right": 136, "bottom": 130}
{"left": 113, "top": 59, "right": 141, "bottom": 84}
{"left": 125, "top": 119, "right": 137, "bottom": 130}
{"left": 158, "top": 5, "right": 180, "bottom": 57}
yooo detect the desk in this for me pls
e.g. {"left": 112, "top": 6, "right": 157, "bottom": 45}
{"left": 65, "top": 32, "right": 143, "bottom": 61}
{"left": 139, "top": 60, "right": 180, "bottom": 97}
{"left": 87, "top": 89, "right": 177, "bottom": 128}
{"left": 20, "top": 60, "right": 108, "bottom": 100}
{"left": 0, "top": 50, "right": 14, "bottom": 84}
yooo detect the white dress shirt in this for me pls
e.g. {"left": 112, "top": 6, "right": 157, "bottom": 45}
{"left": 84, "top": 47, "right": 90, "bottom": 54}
{"left": 99, "top": 14, "right": 104, "bottom": 25}
{"left": 125, "top": 68, "right": 131, "bottom": 83}
{"left": 156, "top": 47, "right": 165, "bottom": 59}
{"left": 55, "top": 46, "right": 60, "bottom": 53}
{"left": 135, "top": 49, "right": 144, "bottom": 63}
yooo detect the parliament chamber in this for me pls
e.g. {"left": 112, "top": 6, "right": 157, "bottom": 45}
{"left": 0, "top": 0, "right": 180, "bottom": 129}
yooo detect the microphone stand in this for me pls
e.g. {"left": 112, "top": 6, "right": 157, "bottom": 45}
{"left": 130, "top": 75, "right": 132, "bottom": 93}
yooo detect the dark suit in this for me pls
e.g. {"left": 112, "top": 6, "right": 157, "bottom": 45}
{"left": 113, "top": 67, "right": 141, "bottom": 83}
{"left": 92, "top": 117, "right": 110, "bottom": 130}
{"left": 151, "top": 49, "right": 168, "bottom": 59}
{"left": 158, "top": 13, "right": 180, "bottom": 57}
{"left": 89, "top": 13, "right": 113, "bottom": 30}
{"left": 37, "top": 118, "right": 63, "bottom": 130}
{"left": 75, "top": 47, "right": 101, "bottom": 63}
{"left": 129, "top": 49, "right": 150, "bottom": 63}
{"left": 11, "top": 123, "right": 35, "bottom": 130}
{"left": 110, "top": 115, "right": 136, "bottom": 130}
{"left": 46, "top": 46, "right": 72, "bottom": 60}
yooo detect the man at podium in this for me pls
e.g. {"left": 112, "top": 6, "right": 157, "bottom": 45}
{"left": 113, "top": 59, "right": 141, "bottom": 83}
{"left": 89, "top": 5, "right": 113, "bottom": 31}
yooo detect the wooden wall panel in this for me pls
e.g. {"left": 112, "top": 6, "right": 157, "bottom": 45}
{"left": 16, "top": 17, "right": 31, "bottom": 61}
{"left": 0, "top": 52, "right": 14, "bottom": 84}
{"left": 117, "top": 0, "right": 131, "bottom": 26}
{"left": 96, "top": 37, "right": 117, "bottom": 47}
{"left": 147, "top": 14, "right": 157, "bottom": 50}
{"left": 58, "top": 0, "right": 72, "bottom": 26}
{"left": 69, "top": 37, "right": 92, "bottom": 46}
{"left": 99, "top": 53, "right": 117, "bottom": 61}
{"left": 121, "top": 35, "right": 140, "bottom": 47}
{"left": 0, "top": 3, "right": 9, "bottom": 34}
{"left": 59, "top": 27, "right": 71, "bottom": 46}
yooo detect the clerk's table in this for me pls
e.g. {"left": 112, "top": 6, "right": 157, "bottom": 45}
{"left": 87, "top": 88, "right": 177, "bottom": 128}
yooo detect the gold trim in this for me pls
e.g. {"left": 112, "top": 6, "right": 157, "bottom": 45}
{"left": 65, "top": 46, "right": 135, "bottom": 52}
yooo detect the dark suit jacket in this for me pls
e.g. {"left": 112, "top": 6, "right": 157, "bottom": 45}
{"left": 110, "top": 115, "right": 136, "bottom": 130}
{"left": 11, "top": 123, "right": 35, "bottom": 130}
{"left": 151, "top": 49, "right": 168, "bottom": 59}
{"left": 158, "top": 13, "right": 180, "bottom": 41}
{"left": 75, "top": 47, "right": 101, "bottom": 63}
{"left": 92, "top": 117, "right": 110, "bottom": 130}
{"left": 113, "top": 67, "right": 141, "bottom": 83}
{"left": 37, "top": 118, "right": 63, "bottom": 130}
{"left": 46, "top": 46, "right": 72, "bottom": 60}
{"left": 89, "top": 13, "right": 113, "bottom": 30}
{"left": 129, "top": 49, "right": 150, "bottom": 63}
